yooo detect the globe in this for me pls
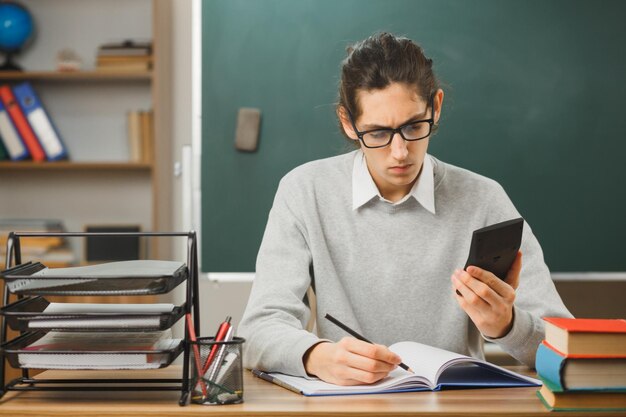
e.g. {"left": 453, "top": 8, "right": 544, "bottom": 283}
{"left": 0, "top": 2, "right": 34, "bottom": 71}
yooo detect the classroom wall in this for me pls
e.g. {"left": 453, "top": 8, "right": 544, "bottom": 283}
{"left": 172, "top": 1, "right": 626, "bottom": 346}
{"left": 200, "top": 0, "right": 626, "bottom": 273}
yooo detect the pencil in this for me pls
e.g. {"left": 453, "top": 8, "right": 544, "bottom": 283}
{"left": 186, "top": 313, "right": 207, "bottom": 395}
{"left": 324, "top": 313, "right": 414, "bottom": 373}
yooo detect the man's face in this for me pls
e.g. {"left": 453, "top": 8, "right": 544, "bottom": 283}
{"left": 341, "top": 82, "right": 442, "bottom": 202}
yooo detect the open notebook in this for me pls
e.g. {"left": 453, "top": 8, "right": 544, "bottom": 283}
{"left": 254, "top": 341, "right": 540, "bottom": 396}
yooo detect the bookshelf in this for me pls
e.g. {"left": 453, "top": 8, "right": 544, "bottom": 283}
{"left": 0, "top": 71, "right": 152, "bottom": 81}
{"left": 0, "top": 0, "right": 174, "bottom": 383}
{"left": 0, "top": 0, "right": 172, "bottom": 260}
{"left": 0, "top": 161, "right": 153, "bottom": 171}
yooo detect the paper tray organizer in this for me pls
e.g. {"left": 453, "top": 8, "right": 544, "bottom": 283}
{"left": 0, "top": 231, "right": 201, "bottom": 406}
{"left": 0, "top": 296, "right": 186, "bottom": 332}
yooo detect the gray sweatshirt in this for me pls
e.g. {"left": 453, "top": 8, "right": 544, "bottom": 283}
{"left": 239, "top": 151, "right": 571, "bottom": 377}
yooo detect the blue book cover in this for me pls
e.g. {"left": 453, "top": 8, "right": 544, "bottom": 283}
{"left": 0, "top": 97, "right": 29, "bottom": 160}
{"left": 12, "top": 82, "right": 68, "bottom": 161}
{"left": 536, "top": 341, "right": 626, "bottom": 392}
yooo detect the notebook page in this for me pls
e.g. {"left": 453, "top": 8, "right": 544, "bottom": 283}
{"left": 389, "top": 341, "right": 467, "bottom": 388}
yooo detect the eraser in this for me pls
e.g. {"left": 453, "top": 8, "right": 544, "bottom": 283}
{"left": 234, "top": 108, "right": 261, "bottom": 152}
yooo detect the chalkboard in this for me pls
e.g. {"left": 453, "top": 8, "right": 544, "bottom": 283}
{"left": 202, "top": 0, "right": 626, "bottom": 272}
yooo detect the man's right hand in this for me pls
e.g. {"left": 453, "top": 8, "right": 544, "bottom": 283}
{"left": 303, "top": 337, "right": 401, "bottom": 385}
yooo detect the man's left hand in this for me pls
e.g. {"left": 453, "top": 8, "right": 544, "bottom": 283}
{"left": 451, "top": 251, "right": 522, "bottom": 338}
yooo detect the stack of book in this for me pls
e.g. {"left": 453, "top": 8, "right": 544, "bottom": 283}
{"left": 96, "top": 40, "right": 152, "bottom": 73}
{"left": 0, "top": 82, "right": 68, "bottom": 162}
{"left": 536, "top": 317, "right": 626, "bottom": 412}
{"left": 127, "top": 110, "right": 153, "bottom": 163}
{"left": 0, "top": 219, "right": 75, "bottom": 268}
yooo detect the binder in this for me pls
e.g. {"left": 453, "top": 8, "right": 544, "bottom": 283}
{"left": 0, "top": 135, "right": 7, "bottom": 160}
{"left": 13, "top": 82, "right": 68, "bottom": 161}
{"left": 0, "top": 97, "right": 29, "bottom": 160}
{"left": 0, "top": 85, "right": 45, "bottom": 161}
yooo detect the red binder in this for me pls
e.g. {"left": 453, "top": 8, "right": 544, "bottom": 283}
{"left": 0, "top": 85, "right": 45, "bottom": 162}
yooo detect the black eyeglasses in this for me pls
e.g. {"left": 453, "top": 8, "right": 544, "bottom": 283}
{"left": 347, "top": 97, "right": 435, "bottom": 149}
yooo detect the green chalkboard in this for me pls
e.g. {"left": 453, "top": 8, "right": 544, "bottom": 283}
{"left": 202, "top": 0, "right": 626, "bottom": 272}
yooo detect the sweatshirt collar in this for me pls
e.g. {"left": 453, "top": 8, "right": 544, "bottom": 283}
{"left": 352, "top": 150, "right": 436, "bottom": 214}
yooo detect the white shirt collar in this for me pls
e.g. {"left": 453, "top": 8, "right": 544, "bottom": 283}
{"left": 352, "top": 150, "right": 436, "bottom": 214}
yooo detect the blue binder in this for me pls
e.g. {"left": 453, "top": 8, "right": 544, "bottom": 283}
{"left": 13, "top": 82, "right": 68, "bottom": 161}
{"left": 0, "top": 98, "right": 29, "bottom": 160}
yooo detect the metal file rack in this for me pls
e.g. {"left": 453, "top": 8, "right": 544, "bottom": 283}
{"left": 0, "top": 231, "right": 200, "bottom": 406}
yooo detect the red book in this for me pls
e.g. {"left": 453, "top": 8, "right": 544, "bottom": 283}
{"left": 0, "top": 85, "right": 45, "bottom": 162}
{"left": 543, "top": 317, "right": 626, "bottom": 357}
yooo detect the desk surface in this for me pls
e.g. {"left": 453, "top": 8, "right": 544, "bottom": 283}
{"left": 0, "top": 366, "right": 621, "bottom": 417}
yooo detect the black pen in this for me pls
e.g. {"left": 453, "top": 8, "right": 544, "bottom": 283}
{"left": 325, "top": 313, "right": 414, "bottom": 373}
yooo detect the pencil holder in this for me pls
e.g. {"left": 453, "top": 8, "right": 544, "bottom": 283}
{"left": 189, "top": 336, "right": 245, "bottom": 405}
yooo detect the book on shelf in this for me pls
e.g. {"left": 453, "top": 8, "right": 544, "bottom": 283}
{"left": 254, "top": 341, "right": 539, "bottom": 396}
{"left": 96, "top": 40, "right": 152, "bottom": 72}
{"left": 96, "top": 62, "right": 152, "bottom": 72}
{"left": 544, "top": 317, "right": 626, "bottom": 357}
{"left": 0, "top": 97, "right": 29, "bottom": 161}
{"left": 13, "top": 82, "right": 68, "bottom": 161}
{"left": 0, "top": 85, "right": 46, "bottom": 162}
{"left": 97, "top": 40, "right": 152, "bottom": 56}
{"left": 97, "top": 55, "right": 152, "bottom": 64}
{"left": 0, "top": 134, "right": 9, "bottom": 160}
{"left": 18, "top": 329, "right": 180, "bottom": 369}
{"left": 0, "top": 218, "right": 65, "bottom": 231}
{"left": 96, "top": 57, "right": 152, "bottom": 72}
{"left": 536, "top": 341, "right": 626, "bottom": 391}
{"left": 0, "top": 235, "right": 64, "bottom": 252}
{"left": 127, "top": 110, "right": 141, "bottom": 162}
{"left": 0, "top": 240, "right": 74, "bottom": 268}
{"left": 0, "top": 218, "right": 65, "bottom": 251}
{"left": 140, "top": 110, "right": 153, "bottom": 163}
{"left": 537, "top": 384, "right": 626, "bottom": 411}
{"left": 127, "top": 110, "right": 153, "bottom": 163}
{"left": 0, "top": 219, "right": 75, "bottom": 268}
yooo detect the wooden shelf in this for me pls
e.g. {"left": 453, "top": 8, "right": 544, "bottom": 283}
{"left": 0, "top": 161, "right": 153, "bottom": 171}
{"left": 0, "top": 0, "right": 172, "bottom": 265}
{"left": 0, "top": 71, "right": 152, "bottom": 82}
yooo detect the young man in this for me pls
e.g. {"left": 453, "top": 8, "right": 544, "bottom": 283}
{"left": 239, "top": 32, "right": 571, "bottom": 386}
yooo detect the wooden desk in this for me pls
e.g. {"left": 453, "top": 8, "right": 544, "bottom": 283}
{"left": 0, "top": 366, "right": 621, "bottom": 416}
